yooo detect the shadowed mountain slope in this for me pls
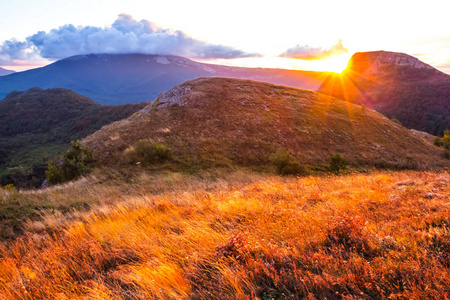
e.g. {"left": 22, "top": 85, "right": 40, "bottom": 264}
{"left": 319, "top": 51, "right": 450, "bottom": 135}
{"left": 0, "top": 87, "right": 146, "bottom": 182}
{"left": 84, "top": 77, "right": 448, "bottom": 170}
{"left": 0, "top": 54, "right": 328, "bottom": 105}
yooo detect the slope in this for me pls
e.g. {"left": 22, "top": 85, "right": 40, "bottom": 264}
{"left": 0, "top": 87, "right": 146, "bottom": 187}
{"left": 0, "top": 54, "right": 328, "bottom": 105}
{"left": 318, "top": 51, "right": 450, "bottom": 135}
{"left": 0, "top": 67, "right": 15, "bottom": 76}
{"left": 84, "top": 77, "right": 448, "bottom": 171}
{"left": 1, "top": 168, "right": 449, "bottom": 298}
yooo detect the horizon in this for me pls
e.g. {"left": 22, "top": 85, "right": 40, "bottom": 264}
{"left": 1, "top": 0, "right": 450, "bottom": 74}
{"left": 1, "top": 50, "right": 449, "bottom": 76}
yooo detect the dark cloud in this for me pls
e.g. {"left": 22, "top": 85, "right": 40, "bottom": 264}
{"left": 0, "top": 14, "right": 258, "bottom": 65}
{"left": 280, "top": 40, "right": 348, "bottom": 60}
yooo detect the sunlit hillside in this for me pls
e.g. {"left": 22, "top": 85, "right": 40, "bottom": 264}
{"left": 0, "top": 170, "right": 449, "bottom": 299}
{"left": 83, "top": 77, "right": 448, "bottom": 171}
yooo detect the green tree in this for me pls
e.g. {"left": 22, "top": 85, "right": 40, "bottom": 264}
{"left": 46, "top": 140, "right": 94, "bottom": 184}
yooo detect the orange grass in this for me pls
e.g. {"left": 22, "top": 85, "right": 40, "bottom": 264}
{"left": 1, "top": 170, "right": 450, "bottom": 299}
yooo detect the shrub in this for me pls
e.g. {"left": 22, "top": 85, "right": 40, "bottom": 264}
{"left": 270, "top": 148, "right": 307, "bottom": 176}
{"left": 45, "top": 161, "right": 65, "bottom": 184}
{"left": 280, "top": 161, "right": 308, "bottom": 176}
{"left": 329, "top": 153, "right": 347, "bottom": 174}
{"left": 127, "top": 140, "right": 172, "bottom": 165}
{"left": 443, "top": 130, "right": 450, "bottom": 150}
{"left": 46, "top": 140, "right": 94, "bottom": 184}
{"left": 270, "top": 148, "right": 292, "bottom": 173}
{"left": 434, "top": 137, "right": 443, "bottom": 147}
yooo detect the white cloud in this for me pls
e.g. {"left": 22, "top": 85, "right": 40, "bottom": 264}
{"left": 0, "top": 14, "right": 259, "bottom": 65}
{"left": 280, "top": 40, "right": 348, "bottom": 60}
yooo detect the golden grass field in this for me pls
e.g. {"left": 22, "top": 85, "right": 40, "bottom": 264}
{"left": 1, "top": 169, "right": 449, "bottom": 299}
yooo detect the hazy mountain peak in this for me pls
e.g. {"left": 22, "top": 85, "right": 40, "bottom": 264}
{"left": 0, "top": 67, "right": 16, "bottom": 76}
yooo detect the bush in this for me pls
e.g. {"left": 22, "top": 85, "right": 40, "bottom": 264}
{"left": 127, "top": 140, "right": 172, "bottom": 165}
{"left": 329, "top": 153, "right": 347, "bottom": 174}
{"left": 270, "top": 148, "right": 307, "bottom": 176}
{"left": 46, "top": 140, "right": 94, "bottom": 184}
{"left": 270, "top": 148, "right": 291, "bottom": 173}
{"left": 443, "top": 130, "right": 450, "bottom": 150}
{"left": 280, "top": 161, "right": 308, "bottom": 176}
{"left": 434, "top": 137, "right": 443, "bottom": 147}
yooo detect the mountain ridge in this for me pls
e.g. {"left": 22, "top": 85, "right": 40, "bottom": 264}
{"left": 0, "top": 53, "right": 328, "bottom": 105}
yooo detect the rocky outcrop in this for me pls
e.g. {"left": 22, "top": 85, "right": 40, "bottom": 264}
{"left": 346, "top": 51, "right": 440, "bottom": 75}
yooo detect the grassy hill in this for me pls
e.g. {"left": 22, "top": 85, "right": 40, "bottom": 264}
{"left": 0, "top": 87, "right": 146, "bottom": 187}
{"left": 319, "top": 51, "right": 450, "bottom": 136}
{"left": 84, "top": 77, "right": 448, "bottom": 171}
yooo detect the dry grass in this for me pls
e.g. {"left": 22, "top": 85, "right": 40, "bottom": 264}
{"left": 1, "top": 170, "right": 449, "bottom": 299}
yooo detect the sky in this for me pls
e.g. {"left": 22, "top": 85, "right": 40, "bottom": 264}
{"left": 1, "top": 0, "right": 450, "bottom": 73}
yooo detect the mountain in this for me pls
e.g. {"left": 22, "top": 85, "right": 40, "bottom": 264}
{"left": 0, "top": 67, "right": 15, "bottom": 76}
{"left": 83, "top": 77, "right": 448, "bottom": 171}
{"left": 0, "top": 54, "right": 328, "bottom": 105}
{"left": 318, "top": 51, "right": 450, "bottom": 135}
{"left": 0, "top": 87, "right": 146, "bottom": 187}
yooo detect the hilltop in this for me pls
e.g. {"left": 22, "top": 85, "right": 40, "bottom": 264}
{"left": 84, "top": 77, "right": 448, "bottom": 171}
{"left": 0, "top": 54, "right": 328, "bottom": 105}
{"left": 0, "top": 87, "right": 146, "bottom": 187}
{"left": 319, "top": 51, "right": 450, "bottom": 135}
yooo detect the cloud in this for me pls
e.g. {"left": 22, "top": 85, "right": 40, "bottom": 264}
{"left": 0, "top": 14, "right": 258, "bottom": 65}
{"left": 280, "top": 40, "right": 348, "bottom": 60}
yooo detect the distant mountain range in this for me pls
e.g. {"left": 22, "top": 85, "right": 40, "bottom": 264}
{"left": 0, "top": 54, "right": 328, "bottom": 105}
{"left": 0, "top": 67, "right": 15, "bottom": 76}
{"left": 0, "top": 87, "right": 145, "bottom": 187}
{"left": 319, "top": 51, "right": 450, "bottom": 135}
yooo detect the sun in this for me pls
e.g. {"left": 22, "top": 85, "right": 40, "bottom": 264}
{"left": 201, "top": 54, "right": 351, "bottom": 74}
{"left": 314, "top": 54, "right": 351, "bottom": 73}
